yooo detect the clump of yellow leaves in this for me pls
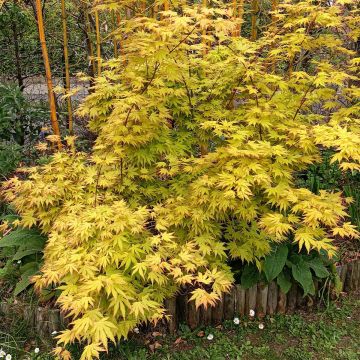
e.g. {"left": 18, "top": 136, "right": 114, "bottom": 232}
{"left": 3, "top": 1, "right": 360, "bottom": 359}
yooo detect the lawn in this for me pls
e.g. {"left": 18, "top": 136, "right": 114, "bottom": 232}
{"left": 2, "top": 293, "right": 358, "bottom": 360}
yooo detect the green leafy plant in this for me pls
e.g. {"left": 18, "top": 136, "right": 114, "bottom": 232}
{"left": 0, "top": 141, "right": 22, "bottom": 179}
{"left": 0, "top": 215, "right": 46, "bottom": 296}
{"left": 240, "top": 243, "right": 332, "bottom": 296}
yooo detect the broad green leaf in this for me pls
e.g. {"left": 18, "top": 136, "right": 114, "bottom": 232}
{"left": 263, "top": 244, "right": 288, "bottom": 282}
{"left": 277, "top": 271, "right": 292, "bottom": 294}
{"left": 241, "top": 263, "right": 260, "bottom": 289}
{"left": 291, "top": 260, "right": 315, "bottom": 296}
{"left": 0, "top": 228, "right": 46, "bottom": 249}
{"left": 306, "top": 257, "right": 330, "bottom": 278}
{"left": 13, "top": 248, "right": 41, "bottom": 261}
{"left": 14, "top": 264, "right": 39, "bottom": 296}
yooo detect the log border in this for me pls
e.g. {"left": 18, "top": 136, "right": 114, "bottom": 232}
{"left": 0, "top": 260, "right": 359, "bottom": 338}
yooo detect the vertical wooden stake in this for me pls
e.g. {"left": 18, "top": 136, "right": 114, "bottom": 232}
{"left": 35, "top": 0, "right": 62, "bottom": 148}
{"left": 94, "top": 9, "right": 101, "bottom": 76}
{"left": 245, "top": 285, "right": 257, "bottom": 315}
{"left": 287, "top": 283, "right": 298, "bottom": 314}
{"left": 235, "top": 285, "right": 246, "bottom": 316}
{"left": 176, "top": 293, "right": 188, "bottom": 324}
{"left": 277, "top": 290, "right": 287, "bottom": 314}
{"left": 187, "top": 300, "right": 199, "bottom": 330}
{"left": 61, "top": 0, "right": 73, "bottom": 134}
{"left": 224, "top": 287, "right": 235, "bottom": 320}
{"left": 256, "top": 282, "right": 268, "bottom": 318}
{"left": 267, "top": 281, "right": 278, "bottom": 315}
{"left": 200, "top": 305, "right": 212, "bottom": 326}
{"left": 164, "top": 297, "right": 177, "bottom": 334}
{"left": 211, "top": 295, "right": 224, "bottom": 325}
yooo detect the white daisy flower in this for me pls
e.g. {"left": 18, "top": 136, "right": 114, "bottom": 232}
{"left": 258, "top": 323, "right": 265, "bottom": 330}
{"left": 207, "top": 333, "right": 214, "bottom": 341}
{"left": 5, "top": 355, "right": 11, "bottom": 360}
{"left": 249, "top": 309, "right": 255, "bottom": 317}
{"left": 34, "top": 348, "right": 40, "bottom": 354}
{"left": 233, "top": 317, "right": 240, "bottom": 325}
{"left": 0, "top": 349, "right": 5, "bottom": 358}
{"left": 17, "top": 260, "right": 21, "bottom": 264}
{"left": 51, "top": 331, "right": 57, "bottom": 335}
{"left": 133, "top": 327, "right": 140, "bottom": 334}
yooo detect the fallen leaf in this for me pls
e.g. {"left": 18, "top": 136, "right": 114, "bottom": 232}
{"left": 152, "top": 331, "right": 163, "bottom": 337}
{"left": 154, "top": 341, "right": 162, "bottom": 349}
{"left": 197, "top": 331, "right": 205, "bottom": 337}
{"left": 174, "top": 337, "right": 184, "bottom": 345}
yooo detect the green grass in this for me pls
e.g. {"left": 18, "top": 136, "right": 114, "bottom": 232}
{"left": 1, "top": 295, "right": 359, "bottom": 360}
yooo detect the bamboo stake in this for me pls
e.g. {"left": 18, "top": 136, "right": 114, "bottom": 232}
{"left": 116, "top": 13, "right": 122, "bottom": 56}
{"left": 84, "top": 6, "right": 96, "bottom": 79}
{"left": 237, "top": 0, "right": 244, "bottom": 36}
{"left": 35, "top": 0, "right": 62, "bottom": 149}
{"left": 112, "top": 10, "right": 118, "bottom": 58}
{"left": 202, "top": 0, "right": 207, "bottom": 54}
{"left": 153, "top": 3, "right": 158, "bottom": 19}
{"left": 141, "top": 0, "right": 146, "bottom": 15}
{"left": 232, "top": 0, "right": 237, "bottom": 37}
{"left": 251, "top": 0, "right": 259, "bottom": 41}
{"left": 271, "top": 0, "right": 278, "bottom": 72}
{"left": 61, "top": 0, "right": 73, "bottom": 134}
{"left": 94, "top": 9, "right": 101, "bottom": 76}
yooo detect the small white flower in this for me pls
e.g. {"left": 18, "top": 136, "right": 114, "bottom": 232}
{"left": 0, "top": 349, "right": 6, "bottom": 358}
{"left": 207, "top": 333, "right": 214, "bottom": 341}
{"left": 34, "top": 348, "right": 40, "bottom": 354}
{"left": 233, "top": 317, "right": 240, "bottom": 325}
{"left": 51, "top": 331, "right": 57, "bottom": 335}
{"left": 258, "top": 323, "right": 265, "bottom": 330}
{"left": 133, "top": 327, "right": 140, "bottom": 334}
{"left": 249, "top": 309, "right": 255, "bottom": 317}
{"left": 5, "top": 355, "right": 11, "bottom": 360}
{"left": 17, "top": 260, "right": 21, "bottom": 264}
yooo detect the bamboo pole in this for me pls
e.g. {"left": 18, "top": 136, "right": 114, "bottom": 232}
{"left": 94, "top": 9, "right": 101, "bottom": 76}
{"left": 271, "top": 0, "right": 278, "bottom": 72}
{"left": 251, "top": 0, "right": 259, "bottom": 41}
{"left": 112, "top": 10, "right": 118, "bottom": 58}
{"left": 232, "top": 0, "right": 237, "bottom": 37}
{"left": 153, "top": 3, "right": 158, "bottom": 19}
{"left": 61, "top": 0, "right": 73, "bottom": 134}
{"left": 141, "top": 0, "right": 146, "bottom": 15}
{"left": 84, "top": 6, "right": 96, "bottom": 79}
{"left": 35, "top": 0, "right": 62, "bottom": 149}
{"left": 202, "top": 0, "right": 207, "bottom": 54}
{"left": 237, "top": 0, "right": 244, "bottom": 36}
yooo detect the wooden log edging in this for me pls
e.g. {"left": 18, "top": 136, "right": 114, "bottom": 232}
{"left": 1, "top": 260, "right": 359, "bottom": 337}
{"left": 166, "top": 259, "right": 360, "bottom": 331}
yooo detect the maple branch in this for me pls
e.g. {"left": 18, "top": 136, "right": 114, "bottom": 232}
{"left": 123, "top": 61, "right": 160, "bottom": 127}
{"left": 292, "top": 81, "right": 316, "bottom": 122}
